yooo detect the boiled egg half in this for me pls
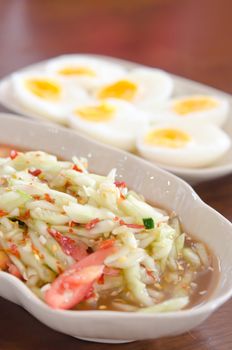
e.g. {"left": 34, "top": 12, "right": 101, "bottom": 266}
{"left": 136, "top": 121, "right": 231, "bottom": 168}
{"left": 95, "top": 67, "right": 173, "bottom": 112}
{"left": 45, "top": 55, "right": 126, "bottom": 89}
{"left": 152, "top": 95, "right": 229, "bottom": 126}
{"left": 11, "top": 72, "right": 89, "bottom": 124}
{"left": 68, "top": 98, "right": 149, "bottom": 151}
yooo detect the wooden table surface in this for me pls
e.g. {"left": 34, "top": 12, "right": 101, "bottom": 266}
{"left": 0, "top": 0, "right": 232, "bottom": 349}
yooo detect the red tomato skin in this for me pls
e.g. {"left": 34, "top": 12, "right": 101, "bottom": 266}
{"left": 44, "top": 246, "right": 116, "bottom": 310}
{"left": 45, "top": 283, "right": 92, "bottom": 310}
{"left": 8, "top": 264, "right": 22, "bottom": 279}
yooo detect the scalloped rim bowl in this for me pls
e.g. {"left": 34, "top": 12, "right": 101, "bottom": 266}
{"left": 0, "top": 114, "right": 232, "bottom": 343}
{"left": 0, "top": 54, "right": 231, "bottom": 184}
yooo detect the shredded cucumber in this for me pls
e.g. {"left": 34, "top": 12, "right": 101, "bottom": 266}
{"left": 0, "top": 150, "right": 211, "bottom": 312}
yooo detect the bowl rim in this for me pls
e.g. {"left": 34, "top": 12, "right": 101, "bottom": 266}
{"left": 0, "top": 112, "right": 231, "bottom": 320}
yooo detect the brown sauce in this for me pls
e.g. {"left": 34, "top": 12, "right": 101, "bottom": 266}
{"left": 75, "top": 253, "right": 219, "bottom": 312}
{"left": 74, "top": 212, "right": 220, "bottom": 311}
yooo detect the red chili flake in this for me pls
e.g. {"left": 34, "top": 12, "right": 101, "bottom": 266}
{"left": 0, "top": 210, "right": 8, "bottom": 217}
{"left": 85, "top": 218, "right": 100, "bottom": 230}
{"left": 117, "top": 193, "right": 126, "bottom": 204}
{"left": 146, "top": 269, "right": 156, "bottom": 280}
{"left": 10, "top": 150, "right": 18, "bottom": 160}
{"left": 8, "top": 243, "right": 20, "bottom": 258}
{"left": 56, "top": 262, "right": 64, "bottom": 274}
{"left": 72, "top": 164, "right": 83, "bottom": 173}
{"left": 126, "top": 223, "right": 144, "bottom": 229}
{"left": 44, "top": 193, "right": 55, "bottom": 204}
{"left": 32, "top": 195, "right": 41, "bottom": 200}
{"left": 20, "top": 238, "right": 27, "bottom": 245}
{"left": 20, "top": 209, "right": 30, "bottom": 220}
{"left": 48, "top": 228, "right": 88, "bottom": 261}
{"left": 113, "top": 216, "right": 119, "bottom": 222}
{"left": 68, "top": 221, "right": 76, "bottom": 228}
{"left": 97, "top": 274, "right": 104, "bottom": 285}
{"left": 119, "top": 219, "right": 144, "bottom": 229}
{"left": 68, "top": 228, "right": 74, "bottom": 234}
{"left": 99, "top": 239, "right": 115, "bottom": 250}
{"left": 114, "top": 181, "right": 127, "bottom": 188}
{"left": 32, "top": 244, "right": 44, "bottom": 259}
{"left": 28, "top": 169, "right": 42, "bottom": 177}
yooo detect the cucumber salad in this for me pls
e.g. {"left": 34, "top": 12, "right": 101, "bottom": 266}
{"left": 0, "top": 150, "right": 213, "bottom": 312}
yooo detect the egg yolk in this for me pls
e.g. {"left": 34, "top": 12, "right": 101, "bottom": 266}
{"left": 58, "top": 66, "right": 96, "bottom": 76}
{"left": 98, "top": 80, "right": 137, "bottom": 101}
{"left": 26, "top": 79, "right": 61, "bottom": 100}
{"left": 145, "top": 128, "right": 191, "bottom": 148}
{"left": 75, "top": 103, "right": 115, "bottom": 122}
{"left": 173, "top": 96, "right": 218, "bottom": 115}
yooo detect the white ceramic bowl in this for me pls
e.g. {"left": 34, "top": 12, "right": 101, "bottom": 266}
{"left": 0, "top": 113, "right": 232, "bottom": 343}
{"left": 0, "top": 54, "right": 231, "bottom": 184}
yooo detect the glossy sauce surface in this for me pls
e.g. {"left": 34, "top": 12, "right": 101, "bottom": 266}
{"left": 75, "top": 235, "right": 219, "bottom": 312}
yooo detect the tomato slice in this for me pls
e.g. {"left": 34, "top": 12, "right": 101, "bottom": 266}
{"left": 45, "top": 282, "right": 92, "bottom": 310}
{"left": 76, "top": 245, "right": 116, "bottom": 269}
{"left": 45, "top": 265, "right": 103, "bottom": 309}
{"left": 62, "top": 265, "right": 104, "bottom": 285}
{"left": 48, "top": 229, "right": 88, "bottom": 261}
{"left": 7, "top": 263, "right": 22, "bottom": 279}
{"left": 0, "top": 250, "right": 10, "bottom": 270}
{"left": 104, "top": 266, "right": 120, "bottom": 276}
{"left": 45, "top": 245, "right": 116, "bottom": 309}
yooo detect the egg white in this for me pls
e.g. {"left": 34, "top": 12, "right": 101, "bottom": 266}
{"left": 11, "top": 72, "right": 89, "bottom": 124}
{"left": 151, "top": 95, "right": 229, "bottom": 127}
{"left": 136, "top": 121, "right": 231, "bottom": 168}
{"left": 95, "top": 67, "right": 174, "bottom": 112}
{"left": 45, "top": 55, "right": 126, "bottom": 90}
{"left": 68, "top": 98, "right": 149, "bottom": 151}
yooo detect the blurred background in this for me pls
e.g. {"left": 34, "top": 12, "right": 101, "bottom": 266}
{"left": 1, "top": 0, "right": 231, "bottom": 92}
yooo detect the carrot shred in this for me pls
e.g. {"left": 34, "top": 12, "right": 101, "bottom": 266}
{"left": 119, "top": 219, "right": 144, "bottom": 229}
{"left": 85, "top": 218, "right": 100, "bottom": 230}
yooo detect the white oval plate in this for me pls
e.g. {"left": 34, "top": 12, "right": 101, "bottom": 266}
{"left": 0, "top": 113, "right": 232, "bottom": 343}
{"left": 0, "top": 54, "right": 231, "bottom": 184}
